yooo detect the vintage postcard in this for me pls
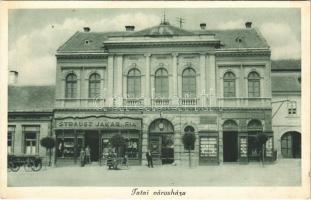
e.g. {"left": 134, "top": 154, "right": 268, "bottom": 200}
{"left": 0, "top": 1, "right": 310, "bottom": 199}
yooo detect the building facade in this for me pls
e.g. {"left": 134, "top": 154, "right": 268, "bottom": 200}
{"left": 53, "top": 21, "right": 273, "bottom": 166}
{"left": 271, "top": 60, "right": 301, "bottom": 159}
{"left": 9, "top": 21, "right": 278, "bottom": 166}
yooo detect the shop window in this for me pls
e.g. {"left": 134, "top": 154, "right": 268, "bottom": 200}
{"left": 155, "top": 68, "right": 169, "bottom": 98}
{"left": 23, "top": 126, "right": 39, "bottom": 155}
{"left": 288, "top": 101, "right": 297, "bottom": 115}
{"left": 127, "top": 68, "right": 141, "bottom": 98}
{"left": 182, "top": 68, "right": 196, "bottom": 98}
{"left": 223, "top": 71, "right": 236, "bottom": 97}
{"left": 126, "top": 138, "right": 139, "bottom": 159}
{"left": 65, "top": 73, "right": 77, "bottom": 98}
{"left": 200, "top": 137, "right": 217, "bottom": 158}
{"left": 265, "top": 137, "right": 273, "bottom": 157}
{"left": 89, "top": 73, "right": 101, "bottom": 98}
{"left": 248, "top": 71, "right": 260, "bottom": 97}
{"left": 240, "top": 137, "right": 248, "bottom": 158}
{"left": 8, "top": 126, "right": 15, "bottom": 154}
{"left": 57, "top": 137, "right": 75, "bottom": 158}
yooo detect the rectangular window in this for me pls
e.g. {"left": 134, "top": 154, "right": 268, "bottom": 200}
{"left": 23, "top": 126, "right": 40, "bottom": 155}
{"left": 224, "top": 80, "right": 235, "bottom": 97}
{"left": 248, "top": 80, "right": 260, "bottom": 97}
{"left": 288, "top": 101, "right": 297, "bottom": 115}
{"left": 8, "top": 126, "right": 15, "bottom": 154}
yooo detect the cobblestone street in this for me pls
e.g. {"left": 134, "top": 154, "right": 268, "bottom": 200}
{"left": 7, "top": 159, "right": 301, "bottom": 187}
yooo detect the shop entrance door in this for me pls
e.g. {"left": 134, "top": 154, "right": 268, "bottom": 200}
{"left": 85, "top": 131, "right": 100, "bottom": 162}
{"left": 223, "top": 131, "right": 238, "bottom": 162}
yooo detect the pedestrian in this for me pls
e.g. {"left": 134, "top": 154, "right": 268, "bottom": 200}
{"left": 146, "top": 149, "right": 153, "bottom": 168}
{"left": 85, "top": 145, "right": 91, "bottom": 164}
{"left": 80, "top": 148, "right": 86, "bottom": 167}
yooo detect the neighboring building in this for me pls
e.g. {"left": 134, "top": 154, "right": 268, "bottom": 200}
{"left": 8, "top": 84, "right": 55, "bottom": 161}
{"left": 8, "top": 20, "right": 276, "bottom": 166}
{"left": 271, "top": 60, "right": 301, "bottom": 159}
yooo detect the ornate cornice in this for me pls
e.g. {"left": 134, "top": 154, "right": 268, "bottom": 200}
{"left": 56, "top": 53, "right": 108, "bottom": 59}
{"left": 215, "top": 50, "right": 271, "bottom": 57}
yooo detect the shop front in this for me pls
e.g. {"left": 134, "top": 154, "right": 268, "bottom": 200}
{"left": 54, "top": 115, "right": 142, "bottom": 166}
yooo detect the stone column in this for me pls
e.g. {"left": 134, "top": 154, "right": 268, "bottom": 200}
{"left": 115, "top": 55, "right": 123, "bottom": 106}
{"left": 172, "top": 53, "right": 179, "bottom": 105}
{"left": 144, "top": 53, "right": 151, "bottom": 106}
{"left": 208, "top": 53, "right": 216, "bottom": 107}
{"left": 107, "top": 55, "right": 114, "bottom": 106}
{"left": 200, "top": 53, "right": 206, "bottom": 107}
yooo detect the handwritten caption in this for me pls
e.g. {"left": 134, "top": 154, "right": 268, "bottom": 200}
{"left": 131, "top": 188, "right": 186, "bottom": 196}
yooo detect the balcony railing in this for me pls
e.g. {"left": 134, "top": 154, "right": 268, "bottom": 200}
{"left": 55, "top": 98, "right": 106, "bottom": 108}
{"left": 123, "top": 98, "right": 144, "bottom": 107}
{"left": 151, "top": 98, "right": 171, "bottom": 107}
{"left": 179, "top": 98, "right": 200, "bottom": 107}
{"left": 217, "top": 97, "right": 271, "bottom": 108}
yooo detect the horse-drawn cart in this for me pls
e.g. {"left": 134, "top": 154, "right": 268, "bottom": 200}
{"left": 8, "top": 155, "right": 42, "bottom": 172}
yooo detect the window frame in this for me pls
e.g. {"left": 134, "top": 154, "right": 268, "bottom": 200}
{"left": 248, "top": 71, "right": 260, "bottom": 98}
{"left": 88, "top": 73, "right": 101, "bottom": 98}
{"left": 223, "top": 71, "right": 236, "bottom": 97}
{"left": 23, "top": 126, "right": 40, "bottom": 155}
{"left": 65, "top": 73, "right": 78, "bottom": 98}
{"left": 8, "top": 126, "right": 15, "bottom": 154}
{"left": 155, "top": 68, "right": 169, "bottom": 98}
{"left": 182, "top": 68, "right": 196, "bottom": 98}
{"left": 127, "top": 68, "right": 141, "bottom": 98}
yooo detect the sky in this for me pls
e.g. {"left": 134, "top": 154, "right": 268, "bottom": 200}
{"left": 8, "top": 8, "right": 301, "bottom": 85}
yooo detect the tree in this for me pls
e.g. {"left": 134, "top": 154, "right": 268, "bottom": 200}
{"left": 110, "top": 134, "right": 126, "bottom": 157}
{"left": 256, "top": 133, "right": 268, "bottom": 166}
{"left": 182, "top": 132, "right": 196, "bottom": 168}
{"left": 40, "top": 136, "right": 56, "bottom": 166}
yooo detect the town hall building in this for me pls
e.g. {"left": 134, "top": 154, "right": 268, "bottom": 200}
{"left": 9, "top": 20, "right": 277, "bottom": 166}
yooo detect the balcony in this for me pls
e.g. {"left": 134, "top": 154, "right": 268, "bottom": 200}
{"left": 179, "top": 98, "right": 200, "bottom": 107}
{"left": 123, "top": 98, "right": 144, "bottom": 107}
{"left": 217, "top": 97, "right": 271, "bottom": 108}
{"left": 55, "top": 98, "right": 106, "bottom": 109}
{"left": 151, "top": 98, "right": 171, "bottom": 107}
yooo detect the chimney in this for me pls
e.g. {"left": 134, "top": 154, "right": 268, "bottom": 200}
{"left": 245, "top": 22, "right": 252, "bottom": 28}
{"left": 125, "top": 25, "right": 135, "bottom": 31}
{"left": 83, "top": 27, "right": 90, "bottom": 32}
{"left": 9, "top": 70, "right": 18, "bottom": 85}
{"left": 200, "top": 23, "right": 206, "bottom": 30}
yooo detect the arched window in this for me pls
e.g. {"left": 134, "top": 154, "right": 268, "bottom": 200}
{"left": 182, "top": 68, "right": 196, "bottom": 98}
{"left": 127, "top": 69, "right": 141, "bottom": 98}
{"left": 65, "top": 73, "right": 77, "bottom": 98}
{"left": 223, "top": 72, "right": 236, "bottom": 97}
{"left": 248, "top": 72, "right": 260, "bottom": 97}
{"left": 89, "top": 73, "right": 101, "bottom": 98}
{"left": 155, "top": 68, "right": 169, "bottom": 98}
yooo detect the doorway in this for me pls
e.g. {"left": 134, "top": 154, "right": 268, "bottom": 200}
{"left": 223, "top": 131, "right": 238, "bottom": 162}
{"left": 281, "top": 131, "right": 301, "bottom": 158}
{"left": 85, "top": 131, "right": 100, "bottom": 162}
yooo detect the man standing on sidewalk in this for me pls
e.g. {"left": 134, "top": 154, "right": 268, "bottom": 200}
{"left": 146, "top": 149, "right": 153, "bottom": 168}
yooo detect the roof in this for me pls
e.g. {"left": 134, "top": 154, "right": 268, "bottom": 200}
{"left": 57, "top": 24, "right": 269, "bottom": 53}
{"left": 193, "top": 28, "right": 269, "bottom": 49}
{"left": 128, "top": 23, "right": 195, "bottom": 37}
{"left": 271, "top": 59, "right": 301, "bottom": 71}
{"left": 8, "top": 85, "right": 55, "bottom": 112}
{"left": 271, "top": 76, "right": 301, "bottom": 93}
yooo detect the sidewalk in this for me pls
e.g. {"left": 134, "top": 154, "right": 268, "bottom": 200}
{"left": 7, "top": 159, "right": 301, "bottom": 187}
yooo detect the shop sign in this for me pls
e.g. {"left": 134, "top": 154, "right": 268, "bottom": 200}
{"left": 55, "top": 116, "right": 141, "bottom": 130}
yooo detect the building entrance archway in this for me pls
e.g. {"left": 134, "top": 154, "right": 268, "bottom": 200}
{"left": 281, "top": 131, "right": 301, "bottom": 158}
{"left": 148, "top": 118, "right": 174, "bottom": 165}
{"left": 223, "top": 120, "right": 238, "bottom": 162}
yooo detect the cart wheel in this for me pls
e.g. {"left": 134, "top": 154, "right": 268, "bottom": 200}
{"left": 31, "top": 160, "right": 42, "bottom": 172}
{"left": 9, "top": 163, "right": 20, "bottom": 172}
